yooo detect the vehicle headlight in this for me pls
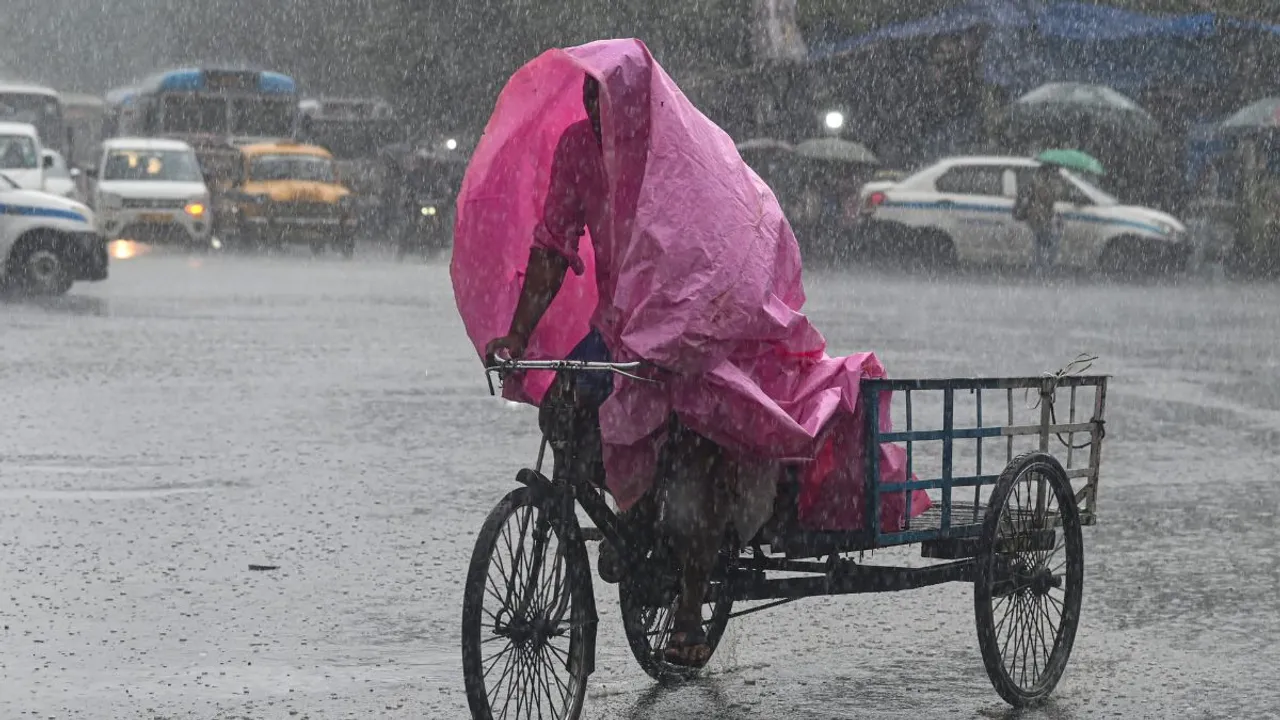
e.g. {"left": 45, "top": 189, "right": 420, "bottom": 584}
{"left": 100, "top": 193, "right": 122, "bottom": 209}
{"left": 420, "top": 205, "right": 437, "bottom": 216}
{"left": 184, "top": 200, "right": 207, "bottom": 217}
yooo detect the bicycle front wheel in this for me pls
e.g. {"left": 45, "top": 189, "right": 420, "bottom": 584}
{"left": 462, "top": 486, "right": 595, "bottom": 719}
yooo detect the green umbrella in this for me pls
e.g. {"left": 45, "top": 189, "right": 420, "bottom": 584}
{"left": 1035, "top": 149, "right": 1106, "bottom": 176}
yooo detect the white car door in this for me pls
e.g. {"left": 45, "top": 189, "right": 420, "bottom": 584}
{"left": 1051, "top": 175, "right": 1102, "bottom": 268}
{"left": 931, "top": 164, "right": 1017, "bottom": 263}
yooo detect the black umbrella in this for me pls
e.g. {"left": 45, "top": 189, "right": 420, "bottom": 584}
{"left": 1004, "top": 82, "right": 1161, "bottom": 148}
{"left": 1218, "top": 97, "right": 1280, "bottom": 137}
{"left": 735, "top": 138, "right": 801, "bottom": 195}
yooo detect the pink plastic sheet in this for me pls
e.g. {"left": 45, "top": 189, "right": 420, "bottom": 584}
{"left": 451, "top": 39, "right": 929, "bottom": 531}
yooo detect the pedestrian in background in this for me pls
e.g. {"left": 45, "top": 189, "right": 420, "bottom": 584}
{"left": 1015, "top": 164, "right": 1064, "bottom": 275}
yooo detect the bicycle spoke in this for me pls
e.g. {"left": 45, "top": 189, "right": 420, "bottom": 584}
{"left": 535, "top": 538, "right": 566, "bottom": 617}
{"left": 529, "top": 653, "right": 550, "bottom": 720}
{"left": 485, "top": 578, "right": 513, "bottom": 611}
{"left": 540, "top": 644, "right": 572, "bottom": 698}
{"left": 1033, "top": 593, "right": 1052, "bottom": 674}
{"left": 533, "top": 649, "right": 559, "bottom": 719}
{"left": 1012, "top": 590, "right": 1037, "bottom": 684}
{"left": 994, "top": 592, "right": 1017, "bottom": 637}
{"left": 510, "top": 506, "right": 535, "bottom": 605}
{"left": 998, "top": 592, "right": 1019, "bottom": 671}
{"left": 1029, "top": 599, "right": 1042, "bottom": 684}
{"left": 488, "top": 644, "right": 519, "bottom": 708}
{"left": 1037, "top": 590, "right": 1063, "bottom": 641}
{"left": 1047, "top": 556, "right": 1068, "bottom": 576}
{"left": 1008, "top": 593, "right": 1026, "bottom": 683}
{"left": 484, "top": 642, "right": 515, "bottom": 679}
{"left": 1025, "top": 592, "right": 1039, "bottom": 685}
{"left": 505, "top": 651, "right": 528, "bottom": 720}
{"left": 545, "top": 639, "right": 572, "bottom": 665}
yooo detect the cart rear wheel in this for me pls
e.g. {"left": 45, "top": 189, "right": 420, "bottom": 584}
{"left": 618, "top": 542, "right": 734, "bottom": 682}
{"left": 975, "top": 452, "right": 1084, "bottom": 707}
{"left": 462, "top": 487, "right": 594, "bottom": 719}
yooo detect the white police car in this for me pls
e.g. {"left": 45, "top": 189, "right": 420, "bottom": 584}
{"left": 0, "top": 172, "right": 106, "bottom": 295}
{"left": 851, "top": 156, "right": 1189, "bottom": 272}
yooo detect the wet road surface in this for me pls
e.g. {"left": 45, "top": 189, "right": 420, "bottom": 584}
{"left": 2, "top": 247, "right": 1279, "bottom": 719}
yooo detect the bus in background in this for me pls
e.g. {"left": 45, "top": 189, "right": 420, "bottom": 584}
{"left": 296, "top": 97, "right": 401, "bottom": 230}
{"left": 0, "top": 83, "right": 66, "bottom": 156}
{"left": 103, "top": 86, "right": 138, "bottom": 141}
{"left": 108, "top": 68, "right": 299, "bottom": 189}
{"left": 62, "top": 93, "right": 106, "bottom": 170}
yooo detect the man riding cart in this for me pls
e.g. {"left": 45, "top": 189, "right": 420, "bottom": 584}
{"left": 452, "top": 39, "right": 928, "bottom": 668}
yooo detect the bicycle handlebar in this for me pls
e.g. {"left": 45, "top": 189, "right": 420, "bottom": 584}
{"left": 484, "top": 358, "right": 656, "bottom": 396}
{"left": 487, "top": 359, "right": 646, "bottom": 373}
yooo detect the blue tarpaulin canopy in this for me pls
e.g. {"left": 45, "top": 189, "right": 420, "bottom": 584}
{"left": 810, "top": 0, "right": 1280, "bottom": 94}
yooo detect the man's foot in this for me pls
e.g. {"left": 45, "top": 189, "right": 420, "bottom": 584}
{"left": 663, "top": 628, "right": 712, "bottom": 668}
{"left": 597, "top": 541, "right": 622, "bottom": 584}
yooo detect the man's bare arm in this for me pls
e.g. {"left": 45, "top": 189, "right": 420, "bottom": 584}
{"left": 485, "top": 247, "right": 571, "bottom": 361}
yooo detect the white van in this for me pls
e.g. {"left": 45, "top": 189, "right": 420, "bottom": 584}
{"left": 0, "top": 121, "right": 45, "bottom": 191}
{"left": 89, "top": 138, "right": 212, "bottom": 246}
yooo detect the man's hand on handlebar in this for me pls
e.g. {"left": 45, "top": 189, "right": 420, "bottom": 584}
{"left": 485, "top": 333, "right": 528, "bottom": 365}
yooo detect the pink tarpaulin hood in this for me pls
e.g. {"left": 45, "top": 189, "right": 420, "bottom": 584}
{"left": 451, "top": 38, "right": 824, "bottom": 403}
{"left": 451, "top": 38, "right": 929, "bottom": 531}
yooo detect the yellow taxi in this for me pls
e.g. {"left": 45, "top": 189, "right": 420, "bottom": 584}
{"left": 215, "top": 141, "right": 357, "bottom": 257}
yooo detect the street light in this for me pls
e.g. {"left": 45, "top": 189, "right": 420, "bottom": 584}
{"left": 445, "top": 138, "right": 458, "bottom": 151}
{"left": 824, "top": 110, "right": 845, "bottom": 131}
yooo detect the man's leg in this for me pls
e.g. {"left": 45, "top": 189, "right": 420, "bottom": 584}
{"left": 1045, "top": 223, "right": 1062, "bottom": 269}
{"left": 659, "top": 426, "right": 730, "bottom": 666}
{"left": 1032, "top": 226, "right": 1050, "bottom": 275}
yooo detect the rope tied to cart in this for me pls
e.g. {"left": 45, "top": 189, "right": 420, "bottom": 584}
{"left": 1025, "top": 352, "right": 1104, "bottom": 449}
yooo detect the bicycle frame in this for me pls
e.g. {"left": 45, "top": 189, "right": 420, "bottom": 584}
{"left": 489, "top": 359, "right": 663, "bottom": 579}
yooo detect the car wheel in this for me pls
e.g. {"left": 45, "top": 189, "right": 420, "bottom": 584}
{"left": 14, "top": 243, "right": 73, "bottom": 296}
{"left": 919, "top": 230, "right": 958, "bottom": 271}
{"left": 1100, "top": 236, "right": 1177, "bottom": 279}
{"left": 850, "top": 221, "right": 902, "bottom": 264}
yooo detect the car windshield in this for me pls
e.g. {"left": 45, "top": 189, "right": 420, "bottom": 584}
{"left": 103, "top": 149, "right": 203, "bottom": 181}
{"left": 249, "top": 154, "right": 335, "bottom": 182}
{"left": 0, "top": 134, "right": 39, "bottom": 169}
{"left": 1061, "top": 170, "right": 1119, "bottom": 206}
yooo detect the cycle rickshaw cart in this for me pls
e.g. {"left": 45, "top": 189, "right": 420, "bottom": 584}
{"left": 462, "top": 358, "right": 1108, "bottom": 719}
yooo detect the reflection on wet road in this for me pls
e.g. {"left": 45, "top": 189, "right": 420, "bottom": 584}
{"left": 2, "top": 249, "right": 1278, "bottom": 718}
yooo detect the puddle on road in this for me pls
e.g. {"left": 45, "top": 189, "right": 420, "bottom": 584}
{"left": 0, "top": 476, "right": 247, "bottom": 500}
